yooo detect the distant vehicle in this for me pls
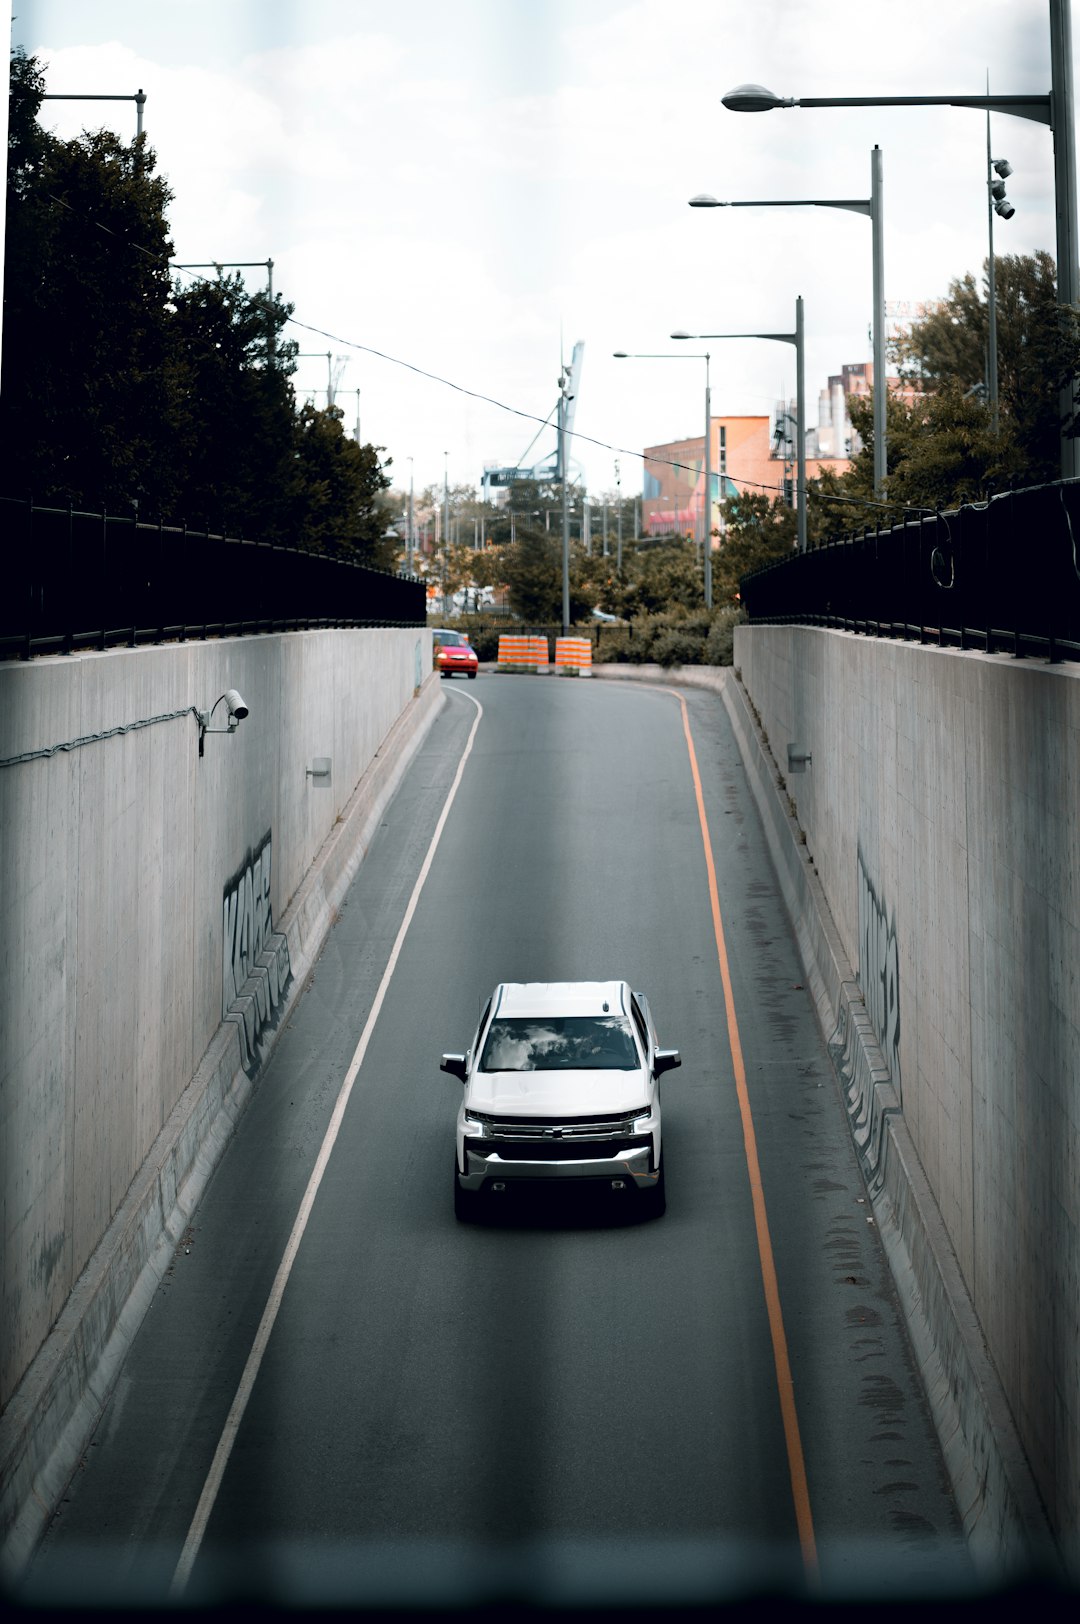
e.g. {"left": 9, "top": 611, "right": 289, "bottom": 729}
{"left": 452, "top": 586, "right": 496, "bottom": 612}
{"left": 442, "top": 980, "right": 680, "bottom": 1220}
{"left": 591, "top": 608, "right": 620, "bottom": 623}
{"left": 431, "top": 628, "right": 479, "bottom": 679}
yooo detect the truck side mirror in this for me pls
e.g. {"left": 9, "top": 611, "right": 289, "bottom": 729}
{"left": 440, "top": 1053, "right": 468, "bottom": 1082}
{"left": 654, "top": 1049, "right": 681, "bottom": 1077}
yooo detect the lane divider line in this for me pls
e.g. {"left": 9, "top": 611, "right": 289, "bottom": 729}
{"left": 170, "top": 691, "right": 484, "bottom": 1598}
{"left": 673, "top": 686, "right": 819, "bottom": 1583}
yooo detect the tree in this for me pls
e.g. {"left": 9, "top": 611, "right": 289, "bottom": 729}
{"left": 607, "top": 537, "right": 703, "bottom": 617}
{"left": 3, "top": 48, "right": 399, "bottom": 569}
{"left": 167, "top": 270, "right": 298, "bottom": 537}
{"left": 501, "top": 525, "right": 593, "bottom": 622}
{"left": 893, "top": 252, "right": 1080, "bottom": 486}
{"left": 811, "top": 386, "right": 1008, "bottom": 532}
{"left": 712, "top": 493, "right": 798, "bottom": 599}
{"left": 3, "top": 52, "right": 180, "bottom": 510}
{"left": 287, "top": 405, "right": 393, "bottom": 566}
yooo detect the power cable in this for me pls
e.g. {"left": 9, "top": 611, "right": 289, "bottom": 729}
{"left": 35, "top": 181, "right": 928, "bottom": 519}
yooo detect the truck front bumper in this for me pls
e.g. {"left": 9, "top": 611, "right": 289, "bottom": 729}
{"left": 458, "top": 1140, "right": 654, "bottom": 1191}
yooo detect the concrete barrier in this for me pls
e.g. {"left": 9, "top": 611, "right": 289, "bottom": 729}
{"left": 726, "top": 626, "right": 1079, "bottom": 1564}
{"left": 497, "top": 634, "right": 549, "bottom": 672}
{"left": 553, "top": 637, "right": 593, "bottom": 676}
{"left": 584, "top": 659, "right": 1058, "bottom": 1572}
{"left": 0, "top": 630, "right": 440, "bottom": 1579}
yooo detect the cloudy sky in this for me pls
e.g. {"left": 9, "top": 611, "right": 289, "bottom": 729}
{"left": 9, "top": 0, "right": 1073, "bottom": 499}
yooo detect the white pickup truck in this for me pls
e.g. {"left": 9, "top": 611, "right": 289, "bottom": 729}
{"left": 442, "top": 979, "right": 681, "bottom": 1220}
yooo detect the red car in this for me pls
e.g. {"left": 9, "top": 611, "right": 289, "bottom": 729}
{"left": 432, "top": 629, "right": 479, "bottom": 679}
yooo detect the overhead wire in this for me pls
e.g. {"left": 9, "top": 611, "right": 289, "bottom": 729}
{"left": 36, "top": 179, "right": 924, "bottom": 519}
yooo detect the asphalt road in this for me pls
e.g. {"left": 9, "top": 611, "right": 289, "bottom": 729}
{"left": 21, "top": 673, "right": 970, "bottom": 1610}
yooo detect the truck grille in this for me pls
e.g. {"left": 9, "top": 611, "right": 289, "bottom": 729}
{"left": 468, "top": 1112, "right": 641, "bottom": 1138}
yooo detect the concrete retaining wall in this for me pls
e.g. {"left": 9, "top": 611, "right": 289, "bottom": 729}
{"left": 730, "top": 626, "right": 1078, "bottom": 1564}
{"left": 0, "top": 628, "right": 437, "bottom": 1572}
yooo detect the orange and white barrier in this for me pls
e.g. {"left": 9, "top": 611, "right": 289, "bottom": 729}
{"left": 497, "top": 634, "right": 549, "bottom": 672}
{"left": 553, "top": 637, "right": 593, "bottom": 676}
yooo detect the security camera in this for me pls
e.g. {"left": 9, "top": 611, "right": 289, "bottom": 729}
{"left": 224, "top": 689, "right": 249, "bottom": 721}
{"left": 992, "top": 158, "right": 1013, "bottom": 179}
{"left": 991, "top": 179, "right": 1007, "bottom": 201}
{"left": 994, "top": 198, "right": 1016, "bottom": 220}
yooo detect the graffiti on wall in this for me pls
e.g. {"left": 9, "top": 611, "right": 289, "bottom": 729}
{"left": 857, "top": 845, "right": 901, "bottom": 1088}
{"left": 222, "top": 830, "right": 292, "bottom": 1074}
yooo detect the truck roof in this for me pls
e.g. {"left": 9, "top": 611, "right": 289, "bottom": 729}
{"left": 494, "top": 981, "right": 628, "bottom": 1018}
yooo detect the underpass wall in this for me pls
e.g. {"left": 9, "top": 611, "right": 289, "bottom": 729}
{"left": 0, "top": 627, "right": 430, "bottom": 1421}
{"left": 733, "top": 623, "right": 1080, "bottom": 1555}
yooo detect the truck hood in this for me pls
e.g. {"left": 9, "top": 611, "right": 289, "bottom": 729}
{"left": 465, "top": 1068, "right": 648, "bottom": 1118}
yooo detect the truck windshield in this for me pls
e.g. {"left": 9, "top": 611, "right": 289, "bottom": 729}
{"left": 479, "top": 1016, "right": 639, "bottom": 1072}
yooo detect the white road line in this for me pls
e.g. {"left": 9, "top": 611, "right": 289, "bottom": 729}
{"left": 170, "top": 690, "right": 483, "bottom": 1598}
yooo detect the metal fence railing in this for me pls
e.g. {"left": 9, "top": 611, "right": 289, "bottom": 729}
{"left": 1, "top": 499, "right": 426, "bottom": 660}
{"left": 740, "top": 479, "right": 1080, "bottom": 663}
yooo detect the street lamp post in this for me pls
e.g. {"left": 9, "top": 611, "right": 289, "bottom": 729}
{"left": 443, "top": 452, "right": 450, "bottom": 613}
{"left": 673, "top": 295, "right": 807, "bottom": 553}
{"left": 407, "top": 457, "right": 415, "bottom": 574}
{"left": 178, "top": 262, "right": 278, "bottom": 365}
{"left": 558, "top": 362, "right": 572, "bottom": 634}
{"left": 689, "top": 145, "right": 885, "bottom": 496}
{"left": 721, "top": 0, "right": 1077, "bottom": 478}
{"left": 613, "top": 350, "right": 714, "bottom": 606}
{"left": 42, "top": 88, "right": 146, "bottom": 139}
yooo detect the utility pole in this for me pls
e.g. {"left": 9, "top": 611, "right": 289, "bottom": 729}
{"left": 703, "top": 354, "right": 713, "bottom": 607}
{"left": 558, "top": 363, "right": 571, "bottom": 635}
{"left": 407, "top": 457, "right": 415, "bottom": 573}
{"left": 443, "top": 453, "right": 450, "bottom": 613}
{"left": 174, "top": 260, "right": 276, "bottom": 365}
{"left": 615, "top": 461, "right": 623, "bottom": 572}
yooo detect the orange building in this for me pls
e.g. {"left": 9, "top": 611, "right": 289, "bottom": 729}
{"left": 643, "top": 415, "right": 850, "bottom": 542}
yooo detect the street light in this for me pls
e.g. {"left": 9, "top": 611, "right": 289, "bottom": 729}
{"left": 558, "top": 362, "right": 572, "bottom": 633}
{"left": 720, "top": 0, "right": 1078, "bottom": 478}
{"left": 176, "top": 261, "right": 277, "bottom": 365}
{"left": 42, "top": 88, "right": 146, "bottom": 140}
{"left": 672, "top": 295, "right": 807, "bottom": 553}
{"left": 407, "top": 456, "right": 415, "bottom": 574}
{"left": 613, "top": 351, "right": 714, "bottom": 605}
{"left": 689, "top": 145, "right": 886, "bottom": 496}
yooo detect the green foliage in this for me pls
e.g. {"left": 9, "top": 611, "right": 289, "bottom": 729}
{"left": 288, "top": 405, "right": 393, "bottom": 565}
{"left": 712, "top": 492, "right": 799, "bottom": 598}
{"left": 167, "top": 271, "right": 298, "bottom": 535}
{"left": 605, "top": 537, "right": 704, "bottom": 618}
{"left": 501, "top": 525, "right": 594, "bottom": 622}
{"left": 3, "top": 49, "right": 394, "bottom": 562}
{"left": 893, "top": 252, "right": 1080, "bottom": 484}
{"left": 812, "top": 386, "right": 1007, "bottom": 534}
{"left": 799, "top": 251, "right": 1080, "bottom": 538}
{"left": 3, "top": 77, "right": 179, "bottom": 509}
{"left": 586, "top": 607, "right": 742, "bottom": 667}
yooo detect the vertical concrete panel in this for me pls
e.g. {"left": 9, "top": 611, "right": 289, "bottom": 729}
{"left": 736, "top": 622, "right": 1080, "bottom": 1540}
{"left": 1, "top": 627, "right": 423, "bottom": 1412}
{"left": 1, "top": 664, "right": 87, "bottom": 1391}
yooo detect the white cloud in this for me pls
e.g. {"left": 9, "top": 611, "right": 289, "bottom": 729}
{"left": 15, "top": 0, "right": 1071, "bottom": 495}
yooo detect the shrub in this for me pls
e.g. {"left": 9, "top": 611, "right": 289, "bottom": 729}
{"left": 704, "top": 609, "right": 744, "bottom": 666}
{"left": 652, "top": 627, "right": 707, "bottom": 667}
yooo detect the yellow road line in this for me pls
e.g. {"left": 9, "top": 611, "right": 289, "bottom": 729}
{"left": 674, "top": 686, "right": 818, "bottom": 1581}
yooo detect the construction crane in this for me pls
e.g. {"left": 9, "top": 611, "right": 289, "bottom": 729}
{"left": 482, "top": 341, "right": 585, "bottom": 496}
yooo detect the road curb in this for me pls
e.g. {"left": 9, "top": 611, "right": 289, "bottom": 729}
{"left": 0, "top": 674, "right": 445, "bottom": 1585}
{"left": 593, "top": 661, "right": 1057, "bottom": 1576}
